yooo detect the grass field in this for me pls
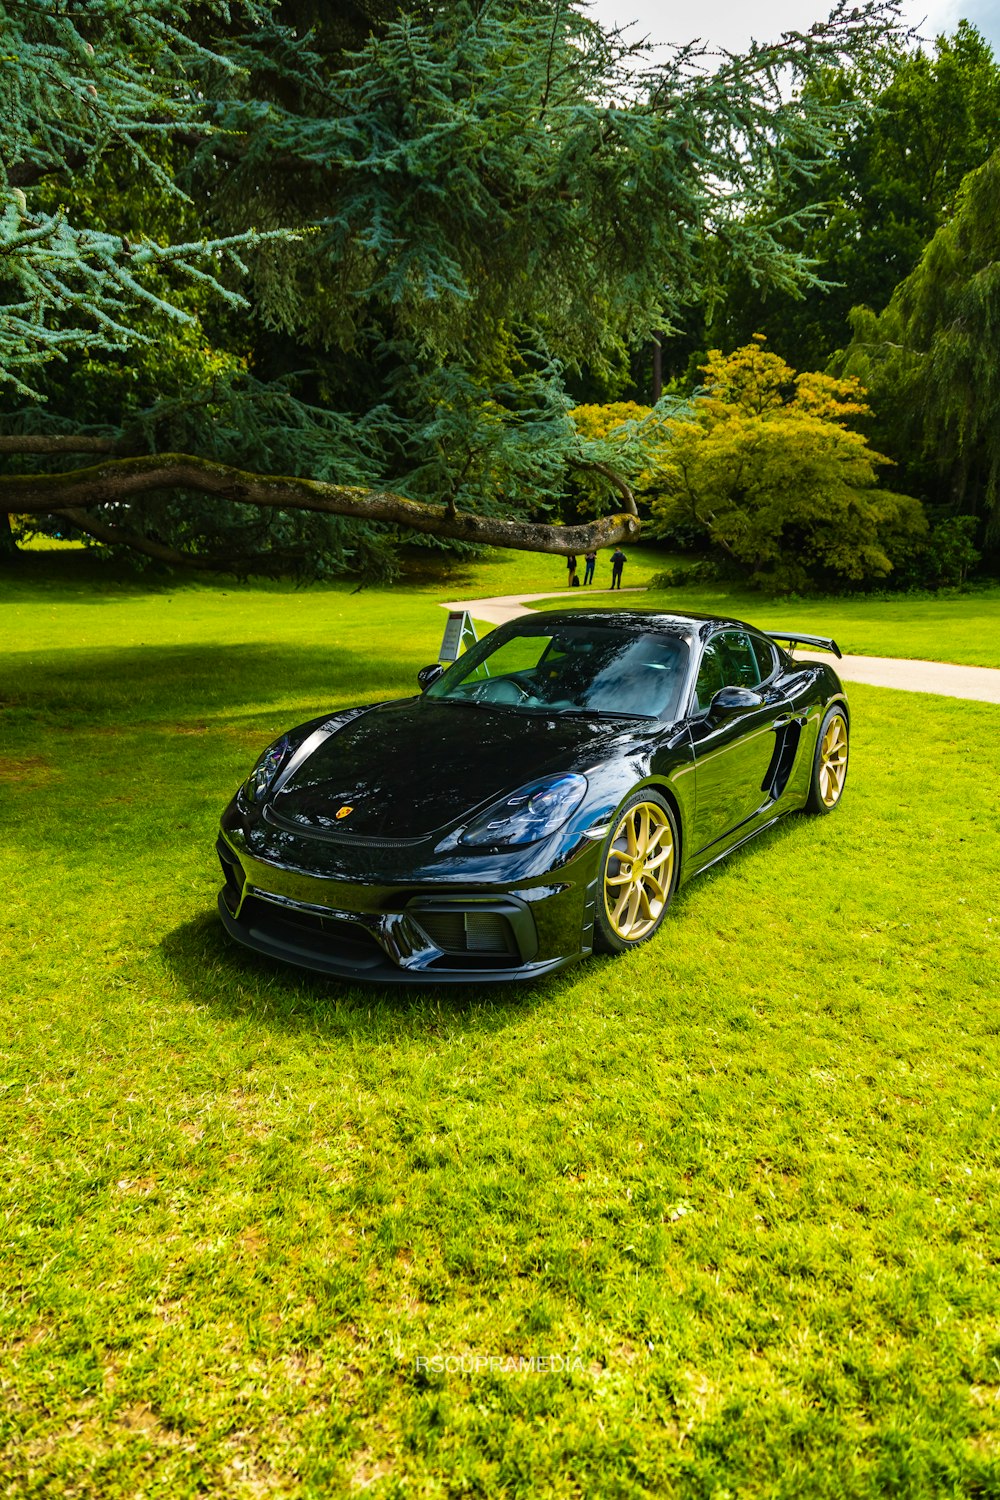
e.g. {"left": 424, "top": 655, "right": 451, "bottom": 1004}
{"left": 13, "top": 540, "right": 1000, "bottom": 667}
{"left": 3, "top": 554, "right": 1000, "bottom": 1497}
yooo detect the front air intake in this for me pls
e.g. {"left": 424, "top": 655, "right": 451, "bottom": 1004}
{"left": 416, "top": 910, "right": 519, "bottom": 957}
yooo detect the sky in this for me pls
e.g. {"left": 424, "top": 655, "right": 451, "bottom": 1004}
{"left": 585, "top": 0, "right": 1000, "bottom": 60}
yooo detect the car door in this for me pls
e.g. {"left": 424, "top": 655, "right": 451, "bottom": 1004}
{"left": 750, "top": 630, "right": 809, "bottom": 804}
{"left": 686, "top": 629, "right": 790, "bottom": 857}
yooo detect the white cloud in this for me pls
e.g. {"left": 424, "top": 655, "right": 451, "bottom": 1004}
{"left": 582, "top": 0, "right": 995, "bottom": 59}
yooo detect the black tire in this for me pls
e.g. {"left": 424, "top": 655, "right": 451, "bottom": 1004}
{"left": 594, "top": 789, "right": 679, "bottom": 955}
{"left": 805, "top": 704, "right": 850, "bottom": 814}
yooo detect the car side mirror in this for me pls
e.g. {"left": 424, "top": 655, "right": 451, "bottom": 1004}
{"left": 710, "top": 685, "right": 764, "bottom": 715}
{"left": 417, "top": 663, "right": 445, "bottom": 693}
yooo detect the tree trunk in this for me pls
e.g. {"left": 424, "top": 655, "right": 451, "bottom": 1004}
{"left": 0, "top": 512, "right": 19, "bottom": 566}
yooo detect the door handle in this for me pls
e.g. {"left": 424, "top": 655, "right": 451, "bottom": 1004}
{"left": 772, "top": 712, "right": 806, "bottom": 728}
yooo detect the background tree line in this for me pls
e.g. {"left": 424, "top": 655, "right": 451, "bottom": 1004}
{"left": 632, "top": 20, "right": 1000, "bottom": 588}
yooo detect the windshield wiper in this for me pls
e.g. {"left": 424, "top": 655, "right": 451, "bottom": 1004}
{"left": 555, "top": 708, "right": 654, "bottom": 721}
{"left": 432, "top": 697, "right": 507, "bottom": 714}
{"left": 432, "top": 699, "right": 651, "bottom": 722}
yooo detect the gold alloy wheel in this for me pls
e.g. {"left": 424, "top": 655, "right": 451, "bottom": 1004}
{"left": 818, "top": 714, "right": 849, "bottom": 807}
{"left": 603, "top": 800, "right": 675, "bottom": 942}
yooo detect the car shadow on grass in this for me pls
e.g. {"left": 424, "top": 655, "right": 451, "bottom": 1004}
{"left": 159, "top": 909, "right": 569, "bottom": 1041}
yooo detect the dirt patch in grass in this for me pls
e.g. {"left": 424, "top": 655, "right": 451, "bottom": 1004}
{"left": 0, "top": 755, "right": 58, "bottom": 784}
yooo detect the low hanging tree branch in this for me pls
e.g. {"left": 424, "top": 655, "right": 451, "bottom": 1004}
{"left": 1, "top": 454, "right": 641, "bottom": 556}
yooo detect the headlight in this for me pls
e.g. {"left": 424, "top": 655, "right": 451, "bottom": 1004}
{"left": 244, "top": 734, "right": 292, "bottom": 803}
{"left": 459, "top": 774, "right": 587, "bottom": 848}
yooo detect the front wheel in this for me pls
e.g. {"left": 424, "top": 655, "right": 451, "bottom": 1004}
{"left": 805, "top": 705, "right": 849, "bottom": 814}
{"left": 594, "top": 790, "right": 679, "bottom": 955}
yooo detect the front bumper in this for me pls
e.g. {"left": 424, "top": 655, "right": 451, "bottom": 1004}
{"left": 215, "top": 829, "right": 597, "bottom": 985}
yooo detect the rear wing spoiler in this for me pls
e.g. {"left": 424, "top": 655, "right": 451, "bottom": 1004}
{"left": 765, "top": 630, "right": 842, "bottom": 660}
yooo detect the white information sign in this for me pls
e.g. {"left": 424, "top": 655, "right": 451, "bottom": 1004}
{"left": 438, "top": 610, "right": 478, "bottom": 664}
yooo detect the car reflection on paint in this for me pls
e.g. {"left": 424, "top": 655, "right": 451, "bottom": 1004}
{"left": 216, "top": 610, "right": 849, "bottom": 983}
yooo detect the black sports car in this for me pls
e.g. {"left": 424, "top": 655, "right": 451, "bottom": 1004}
{"left": 216, "top": 609, "right": 849, "bottom": 983}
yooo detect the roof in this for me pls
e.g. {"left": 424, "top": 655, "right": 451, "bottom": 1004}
{"left": 508, "top": 608, "right": 760, "bottom": 640}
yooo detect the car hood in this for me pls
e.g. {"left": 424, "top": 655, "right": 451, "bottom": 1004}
{"left": 268, "top": 698, "right": 640, "bottom": 839}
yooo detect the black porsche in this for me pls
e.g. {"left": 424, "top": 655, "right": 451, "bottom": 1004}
{"left": 216, "top": 609, "right": 849, "bottom": 983}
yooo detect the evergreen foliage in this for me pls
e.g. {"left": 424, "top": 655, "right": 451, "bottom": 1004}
{"left": 839, "top": 150, "right": 1000, "bottom": 555}
{"left": 207, "top": 1, "right": 902, "bottom": 370}
{"left": 0, "top": 0, "right": 291, "bottom": 397}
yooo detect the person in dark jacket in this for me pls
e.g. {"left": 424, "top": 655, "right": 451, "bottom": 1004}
{"left": 583, "top": 550, "right": 597, "bottom": 585}
{"left": 566, "top": 554, "right": 578, "bottom": 587}
{"left": 610, "top": 548, "right": 627, "bottom": 589}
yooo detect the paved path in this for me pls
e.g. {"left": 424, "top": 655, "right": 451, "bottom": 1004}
{"left": 792, "top": 651, "right": 1000, "bottom": 703}
{"left": 440, "top": 592, "right": 1000, "bottom": 704}
{"left": 440, "top": 586, "right": 644, "bottom": 627}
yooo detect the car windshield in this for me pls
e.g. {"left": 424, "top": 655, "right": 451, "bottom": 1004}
{"left": 426, "top": 624, "right": 690, "bottom": 720}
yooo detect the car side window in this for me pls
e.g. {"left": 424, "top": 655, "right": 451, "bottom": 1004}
{"left": 693, "top": 641, "right": 725, "bottom": 713}
{"left": 750, "top": 633, "right": 777, "bottom": 683}
{"left": 715, "top": 631, "right": 761, "bottom": 690}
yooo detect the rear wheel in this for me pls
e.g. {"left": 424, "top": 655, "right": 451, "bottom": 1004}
{"left": 594, "top": 790, "right": 679, "bottom": 954}
{"left": 805, "top": 705, "right": 849, "bottom": 814}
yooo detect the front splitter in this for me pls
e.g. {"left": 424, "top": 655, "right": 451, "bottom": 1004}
{"left": 217, "top": 893, "right": 580, "bottom": 986}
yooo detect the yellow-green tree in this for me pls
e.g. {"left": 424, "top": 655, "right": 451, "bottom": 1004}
{"left": 653, "top": 338, "right": 927, "bottom": 591}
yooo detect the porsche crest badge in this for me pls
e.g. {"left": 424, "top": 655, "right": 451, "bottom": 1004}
{"left": 335, "top": 805, "right": 353, "bottom": 820}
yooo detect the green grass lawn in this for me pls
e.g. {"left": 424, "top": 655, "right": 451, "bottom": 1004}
{"left": 3, "top": 555, "right": 1000, "bottom": 1497}
{"left": 12, "top": 540, "right": 1000, "bottom": 667}
{"left": 417, "top": 541, "right": 667, "bottom": 598}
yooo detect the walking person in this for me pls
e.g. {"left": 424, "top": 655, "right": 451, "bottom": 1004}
{"left": 583, "top": 550, "right": 596, "bottom": 586}
{"left": 610, "top": 547, "right": 627, "bottom": 589}
{"left": 566, "top": 554, "right": 578, "bottom": 587}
